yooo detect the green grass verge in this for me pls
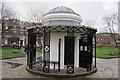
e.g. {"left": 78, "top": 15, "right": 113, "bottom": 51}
{"left": 1, "top": 48, "right": 25, "bottom": 59}
{"left": 1, "top": 47, "right": 119, "bottom": 59}
{"left": 93, "top": 47, "right": 120, "bottom": 58}
{"left": 36, "top": 48, "right": 42, "bottom": 53}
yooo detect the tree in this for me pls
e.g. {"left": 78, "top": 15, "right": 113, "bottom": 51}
{"left": 27, "top": 9, "right": 46, "bottom": 48}
{"left": 103, "top": 13, "right": 118, "bottom": 47}
{"left": 27, "top": 9, "right": 45, "bottom": 26}
{"left": 0, "top": 0, "right": 17, "bottom": 38}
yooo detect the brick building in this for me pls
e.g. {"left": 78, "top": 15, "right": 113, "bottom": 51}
{"left": 96, "top": 33, "right": 120, "bottom": 47}
{"left": 2, "top": 19, "right": 32, "bottom": 47}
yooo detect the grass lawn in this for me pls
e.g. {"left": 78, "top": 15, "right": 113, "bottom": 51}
{"left": 36, "top": 48, "right": 42, "bottom": 53}
{"left": 1, "top": 47, "right": 119, "bottom": 59}
{"left": 1, "top": 48, "right": 25, "bottom": 59}
{"left": 93, "top": 47, "right": 120, "bottom": 58}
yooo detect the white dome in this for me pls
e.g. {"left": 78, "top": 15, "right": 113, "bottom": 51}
{"left": 48, "top": 6, "right": 75, "bottom": 14}
{"left": 42, "top": 6, "right": 82, "bottom": 26}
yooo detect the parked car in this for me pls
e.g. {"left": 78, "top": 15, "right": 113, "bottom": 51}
{"left": 15, "top": 44, "right": 20, "bottom": 49}
{"left": 117, "top": 41, "right": 120, "bottom": 47}
{"left": 2, "top": 44, "right": 10, "bottom": 47}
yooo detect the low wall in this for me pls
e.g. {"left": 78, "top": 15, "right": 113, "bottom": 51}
{"left": 96, "top": 44, "right": 115, "bottom": 47}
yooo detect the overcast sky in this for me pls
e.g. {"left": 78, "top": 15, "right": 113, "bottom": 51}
{"left": 5, "top": 0, "right": 119, "bottom": 32}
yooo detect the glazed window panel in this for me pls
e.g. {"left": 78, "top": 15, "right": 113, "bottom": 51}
{"left": 84, "top": 46, "right": 87, "bottom": 51}
{"left": 80, "top": 46, "right": 83, "bottom": 51}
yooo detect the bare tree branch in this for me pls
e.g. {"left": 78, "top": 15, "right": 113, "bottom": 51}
{"left": 0, "top": 0, "right": 17, "bottom": 38}
{"left": 26, "top": 9, "right": 46, "bottom": 48}
{"left": 27, "top": 9, "right": 45, "bottom": 26}
{"left": 103, "top": 13, "right": 118, "bottom": 47}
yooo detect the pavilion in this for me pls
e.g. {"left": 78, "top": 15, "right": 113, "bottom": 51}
{"left": 26, "top": 6, "right": 97, "bottom": 78}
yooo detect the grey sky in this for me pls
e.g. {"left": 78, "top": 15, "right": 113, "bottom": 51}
{"left": 6, "top": 0, "right": 119, "bottom": 32}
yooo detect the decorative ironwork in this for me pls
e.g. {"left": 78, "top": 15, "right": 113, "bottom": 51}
{"left": 67, "top": 27, "right": 74, "bottom": 33}
{"left": 79, "top": 34, "right": 93, "bottom": 71}
{"left": 31, "top": 26, "right": 96, "bottom": 35}
{"left": 58, "top": 39, "right": 61, "bottom": 72}
{"left": 43, "top": 63, "right": 50, "bottom": 73}
{"left": 33, "top": 27, "right": 44, "bottom": 33}
{"left": 34, "top": 27, "right": 40, "bottom": 33}
{"left": 27, "top": 25, "right": 97, "bottom": 74}
{"left": 43, "top": 28, "right": 50, "bottom": 73}
{"left": 36, "top": 33, "right": 43, "bottom": 37}
{"left": 87, "top": 64, "right": 92, "bottom": 71}
{"left": 67, "top": 65, "right": 74, "bottom": 74}
{"left": 44, "top": 45, "right": 49, "bottom": 53}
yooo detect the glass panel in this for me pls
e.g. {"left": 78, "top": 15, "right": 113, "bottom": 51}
{"left": 80, "top": 46, "right": 83, "bottom": 51}
{"left": 85, "top": 46, "right": 87, "bottom": 51}
{"left": 54, "top": 7, "right": 68, "bottom": 12}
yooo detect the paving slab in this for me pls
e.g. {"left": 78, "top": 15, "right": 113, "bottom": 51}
{"left": 1, "top": 57, "right": 119, "bottom": 78}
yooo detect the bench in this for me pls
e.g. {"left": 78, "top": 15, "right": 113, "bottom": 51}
{"left": 39, "top": 60, "right": 58, "bottom": 69}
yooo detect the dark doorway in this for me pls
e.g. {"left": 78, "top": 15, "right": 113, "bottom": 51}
{"left": 64, "top": 36, "right": 74, "bottom": 65}
{"left": 20, "top": 40, "right": 23, "bottom": 47}
{"left": 79, "top": 35, "right": 92, "bottom": 70}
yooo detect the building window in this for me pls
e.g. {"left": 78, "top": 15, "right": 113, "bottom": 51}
{"left": 13, "top": 31, "right": 16, "bottom": 33}
{"left": 97, "top": 38, "right": 104, "bottom": 41}
{"left": 100, "top": 38, "right": 104, "bottom": 41}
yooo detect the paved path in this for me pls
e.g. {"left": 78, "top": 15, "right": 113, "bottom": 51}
{"left": 85, "top": 58, "right": 119, "bottom": 78}
{"left": 1, "top": 56, "right": 119, "bottom": 78}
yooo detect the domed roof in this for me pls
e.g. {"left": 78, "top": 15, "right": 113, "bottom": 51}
{"left": 42, "top": 6, "right": 82, "bottom": 26}
{"left": 48, "top": 6, "right": 75, "bottom": 14}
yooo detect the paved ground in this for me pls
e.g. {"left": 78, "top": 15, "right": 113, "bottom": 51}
{"left": 86, "top": 58, "right": 119, "bottom": 78}
{"left": 0, "top": 55, "right": 119, "bottom": 78}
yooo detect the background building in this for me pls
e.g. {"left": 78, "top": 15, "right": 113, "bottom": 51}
{"left": 2, "top": 19, "right": 32, "bottom": 47}
{"left": 96, "top": 33, "right": 120, "bottom": 47}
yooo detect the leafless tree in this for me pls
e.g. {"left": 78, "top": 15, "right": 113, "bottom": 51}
{"left": 0, "top": 0, "right": 17, "bottom": 38}
{"left": 103, "top": 13, "right": 118, "bottom": 47}
{"left": 27, "top": 9, "right": 45, "bottom": 26}
{"left": 26, "top": 9, "right": 46, "bottom": 48}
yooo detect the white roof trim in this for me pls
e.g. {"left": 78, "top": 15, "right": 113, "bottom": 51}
{"left": 42, "top": 13, "right": 82, "bottom": 23}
